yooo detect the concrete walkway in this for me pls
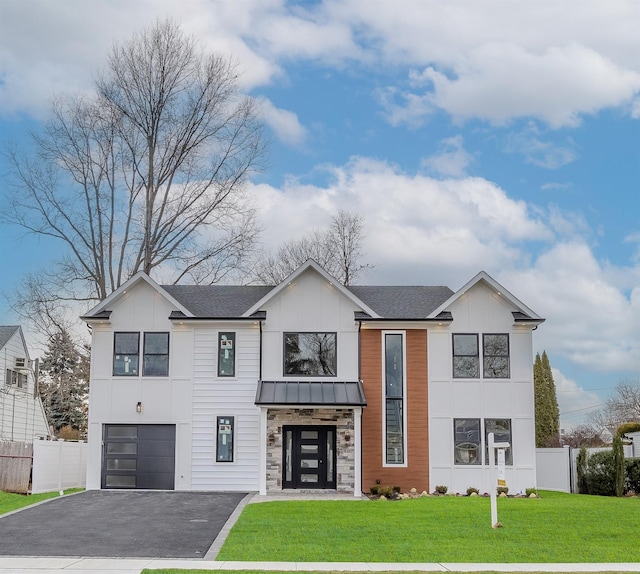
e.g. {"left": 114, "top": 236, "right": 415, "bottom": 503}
{"left": 0, "top": 557, "right": 639, "bottom": 573}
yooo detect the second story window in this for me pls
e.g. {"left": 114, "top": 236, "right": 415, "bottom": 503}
{"left": 143, "top": 333, "right": 169, "bottom": 376}
{"left": 453, "top": 334, "right": 479, "bottom": 378}
{"left": 218, "top": 332, "right": 236, "bottom": 377}
{"left": 113, "top": 332, "right": 140, "bottom": 376}
{"left": 483, "top": 334, "right": 510, "bottom": 378}
{"left": 284, "top": 333, "right": 337, "bottom": 376}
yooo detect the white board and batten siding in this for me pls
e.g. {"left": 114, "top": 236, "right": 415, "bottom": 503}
{"left": 191, "top": 324, "right": 261, "bottom": 491}
{"left": 261, "top": 269, "right": 360, "bottom": 381}
{"left": 428, "top": 281, "right": 537, "bottom": 494}
{"left": 86, "top": 280, "right": 194, "bottom": 490}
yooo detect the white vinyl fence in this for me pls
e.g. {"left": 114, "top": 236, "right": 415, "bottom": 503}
{"left": 536, "top": 443, "right": 635, "bottom": 493}
{"left": 31, "top": 439, "right": 87, "bottom": 494}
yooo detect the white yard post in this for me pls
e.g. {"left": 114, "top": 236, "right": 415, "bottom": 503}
{"left": 488, "top": 432, "right": 510, "bottom": 528}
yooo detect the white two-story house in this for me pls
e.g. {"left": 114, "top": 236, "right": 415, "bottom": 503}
{"left": 82, "top": 260, "right": 543, "bottom": 495}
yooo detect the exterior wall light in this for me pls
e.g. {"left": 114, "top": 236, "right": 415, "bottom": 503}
{"left": 136, "top": 401, "right": 142, "bottom": 413}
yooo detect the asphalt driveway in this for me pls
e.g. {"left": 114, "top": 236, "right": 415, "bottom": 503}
{"left": 0, "top": 490, "right": 249, "bottom": 559}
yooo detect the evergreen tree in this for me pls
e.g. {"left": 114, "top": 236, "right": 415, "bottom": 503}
{"left": 534, "top": 350, "right": 560, "bottom": 447}
{"left": 39, "top": 329, "right": 90, "bottom": 437}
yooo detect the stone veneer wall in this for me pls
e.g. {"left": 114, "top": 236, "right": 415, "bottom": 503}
{"left": 266, "top": 408, "right": 355, "bottom": 493}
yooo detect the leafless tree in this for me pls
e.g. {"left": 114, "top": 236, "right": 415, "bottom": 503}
{"left": 2, "top": 20, "right": 265, "bottom": 316}
{"left": 588, "top": 379, "right": 640, "bottom": 434}
{"left": 252, "top": 210, "right": 372, "bottom": 285}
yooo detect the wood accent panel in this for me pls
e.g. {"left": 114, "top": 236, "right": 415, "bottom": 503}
{"left": 360, "top": 329, "right": 429, "bottom": 493}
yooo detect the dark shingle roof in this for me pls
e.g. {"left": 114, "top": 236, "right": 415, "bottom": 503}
{"left": 348, "top": 286, "right": 454, "bottom": 319}
{"left": 162, "top": 285, "right": 273, "bottom": 318}
{"left": 0, "top": 326, "right": 19, "bottom": 349}
{"left": 161, "top": 284, "right": 454, "bottom": 319}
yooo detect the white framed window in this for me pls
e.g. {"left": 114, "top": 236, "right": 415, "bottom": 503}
{"left": 382, "top": 331, "right": 407, "bottom": 466}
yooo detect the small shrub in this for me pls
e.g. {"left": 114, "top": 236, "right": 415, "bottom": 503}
{"left": 466, "top": 487, "right": 479, "bottom": 496}
{"left": 370, "top": 485, "right": 379, "bottom": 496}
{"left": 392, "top": 485, "right": 401, "bottom": 493}
{"left": 576, "top": 446, "right": 588, "bottom": 494}
{"left": 496, "top": 486, "right": 509, "bottom": 495}
{"left": 525, "top": 487, "right": 537, "bottom": 497}
{"left": 434, "top": 485, "right": 448, "bottom": 494}
{"left": 377, "top": 486, "right": 395, "bottom": 498}
{"left": 586, "top": 450, "right": 616, "bottom": 496}
{"left": 625, "top": 458, "right": 640, "bottom": 493}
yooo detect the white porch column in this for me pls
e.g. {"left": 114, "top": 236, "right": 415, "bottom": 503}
{"left": 353, "top": 407, "right": 362, "bottom": 497}
{"left": 259, "top": 407, "right": 267, "bottom": 495}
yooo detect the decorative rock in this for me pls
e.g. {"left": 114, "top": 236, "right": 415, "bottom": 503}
{"left": 379, "top": 495, "right": 387, "bottom": 501}
{"left": 469, "top": 492, "right": 478, "bottom": 497}
{"left": 410, "top": 487, "right": 417, "bottom": 494}
{"left": 528, "top": 492, "right": 537, "bottom": 498}
{"left": 420, "top": 491, "right": 430, "bottom": 497}
{"left": 499, "top": 492, "right": 508, "bottom": 497}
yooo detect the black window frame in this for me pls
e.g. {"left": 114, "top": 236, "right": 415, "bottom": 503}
{"left": 482, "top": 334, "right": 510, "bottom": 378}
{"left": 113, "top": 332, "right": 140, "bottom": 377}
{"left": 216, "top": 416, "right": 235, "bottom": 463}
{"left": 452, "top": 333, "right": 479, "bottom": 378}
{"left": 283, "top": 332, "right": 337, "bottom": 377}
{"left": 217, "top": 332, "right": 236, "bottom": 377}
{"left": 143, "top": 332, "right": 170, "bottom": 377}
{"left": 453, "top": 418, "right": 482, "bottom": 465}
{"left": 484, "top": 418, "right": 513, "bottom": 465}
{"left": 384, "top": 332, "right": 405, "bottom": 465}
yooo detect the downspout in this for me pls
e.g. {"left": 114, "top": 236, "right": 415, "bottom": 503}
{"left": 357, "top": 320, "right": 363, "bottom": 496}
{"left": 259, "top": 320, "right": 263, "bottom": 382}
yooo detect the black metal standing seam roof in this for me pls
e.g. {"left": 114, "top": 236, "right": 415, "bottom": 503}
{"left": 255, "top": 380, "right": 367, "bottom": 407}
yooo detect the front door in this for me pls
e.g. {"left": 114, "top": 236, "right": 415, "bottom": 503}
{"left": 283, "top": 426, "right": 336, "bottom": 489}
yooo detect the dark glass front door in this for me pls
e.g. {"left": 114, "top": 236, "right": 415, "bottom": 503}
{"left": 283, "top": 425, "right": 336, "bottom": 489}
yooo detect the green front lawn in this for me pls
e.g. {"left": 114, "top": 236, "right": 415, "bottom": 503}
{"left": 217, "top": 491, "right": 639, "bottom": 563}
{"left": 0, "top": 489, "right": 82, "bottom": 515}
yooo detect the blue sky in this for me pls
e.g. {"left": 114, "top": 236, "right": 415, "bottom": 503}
{"left": 0, "top": 0, "right": 638, "bottom": 427}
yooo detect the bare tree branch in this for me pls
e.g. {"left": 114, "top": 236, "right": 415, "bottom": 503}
{"left": 2, "top": 19, "right": 266, "bottom": 323}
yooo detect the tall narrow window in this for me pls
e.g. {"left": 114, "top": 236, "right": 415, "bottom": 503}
{"left": 384, "top": 332, "right": 405, "bottom": 464}
{"left": 113, "top": 332, "right": 140, "bottom": 376}
{"left": 483, "top": 334, "right": 510, "bottom": 378}
{"left": 143, "top": 333, "right": 169, "bottom": 376}
{"left": 216, "top": 416, "right": 234, "bottom": 462}
{"left": 218, "top": 332, "right": 236, "bottom": 377}
{"left": 453, "top": 334, "right": 479, "bottom": 378}
{"left": 485, "top": 418, "right": 512, "bottom": 465}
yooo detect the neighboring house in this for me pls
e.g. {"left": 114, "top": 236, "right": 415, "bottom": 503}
{"left": 82, "top": 260, "right": 544, "bottom": 495}
{"left": 0, "top": 326, "right": 51, "bottom": 441}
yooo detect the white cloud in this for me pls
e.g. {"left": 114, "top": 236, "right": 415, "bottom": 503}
{"left": 249, "top": 156, "right": 640, "bottom": 378}
{"left": 421, "top": 135, "right": 474, "bottom": 178}
{"left": 400, "top": 44, "right": 640, "bottom": 128}
{"left": 504, "top": 123, "right": 578, "bottom": 169}
{"left": 2, "top": 1, "right": 638, "bottom": 126}
{"left": 256, "top": 97, "right": 307, "bottom": 146}
{"left": 500, "top": 242, "right": 640, "bottom": 374}
{"left": 553, "top": 368, "right": 604, "bottom": 427}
